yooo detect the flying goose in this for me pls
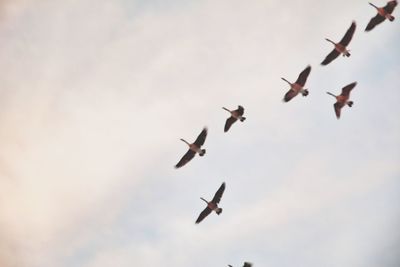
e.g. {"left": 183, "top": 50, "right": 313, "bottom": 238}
{"left": 281, "top": 65, "right": 312, "bottom": 102}
{"left": 327, "top": 82, "right": 357, "bottom": 119}
{"left": 366, "top": 1, "right": 398, "bottom": 31}
{"left": 321, "top": 21, "right": 356, "bottom": 65}
{"left": 222, "top": 105, "right": 246, "bottom": 132}
{"left": 195, "top": 182, "right": 225, "bottom": 224}
{"left": 175, "top": 127, "right": 207, "bottom": 168}
{"left": 228, "top": 262, "right": 253, "bottom": 267}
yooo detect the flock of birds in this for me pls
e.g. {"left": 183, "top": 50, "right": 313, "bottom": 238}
{"left": 172, "top": 1, "right": 397, "bottom": 266}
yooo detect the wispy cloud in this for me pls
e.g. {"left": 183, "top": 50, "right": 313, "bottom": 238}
{"left": 0, "top": 0, "right": 399, "bottom": 267}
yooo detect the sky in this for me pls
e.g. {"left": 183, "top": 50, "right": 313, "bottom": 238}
{"left": 0, "top": 0, "right": 399, "bottom": 266}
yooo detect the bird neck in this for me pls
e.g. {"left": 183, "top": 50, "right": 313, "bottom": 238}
{"left": 200, "top": 197, "right": 209, "bottom": 204}
{"left": 326, "top": 92, "right": 337, "bottom": 98}
{"left": 222, "top": 107, "right": 231, "bottom": 112}
{"left": 281, "top": 77, "right": 291, "bottom": 85}
{"left": 180, "top": 139, "right": 190, "bottom": 146}
{"left": 369, "top": 2, "right": 378, "bottom": 9}
{"left": 325, "top": 38, "right": 335, "bottom": 45}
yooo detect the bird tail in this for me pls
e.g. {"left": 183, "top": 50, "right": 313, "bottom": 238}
{"left": 389, "top": 15, "right": 395, "bottom": 22}
{"left": 345, "top": 51, "right": 351, "bottom": 57}
{"left": 199, "top": 149, "right": 206, "bottom": 156}
{"left": 240, "top": 117, "right": 246, "bottom": 122}
{"left": 347, "top": 101, "right": 353, "bottom": 107}
{"left": 301, "top": 89, "right": 309, "bottom": 96}
{"left": 215, "top": 208, "right": 222, "bottom": 215}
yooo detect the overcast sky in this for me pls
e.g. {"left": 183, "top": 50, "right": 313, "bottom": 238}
{"left": 0, "top": 1, "right": 399, "bottom": 267}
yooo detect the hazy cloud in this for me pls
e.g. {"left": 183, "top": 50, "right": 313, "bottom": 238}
{"left": 0, "top": 0, "right": 399, "bottom": 267}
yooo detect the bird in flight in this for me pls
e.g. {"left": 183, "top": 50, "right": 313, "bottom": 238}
{"left": 175, "top": 127, "right": 207, "bottom": 168}
{"left": 281, "top": 65, "right": 312, "bottom": 102}
{"left": 228, "top": 262, "right": 253, "bottom": 267}
{"left": 195, "top": 182, "right": 225, "bottom": 224}
{"left": 321, "top": 21, "right": 356, "bottom": 66}
{"left": 326, "top": 82, "right": 357, "bottom": 119}
{"left": 222, "top": 105, "right": 246, "bottom": 132}
{"left": 365, "top": 0, "right": 398, "bottom": 31}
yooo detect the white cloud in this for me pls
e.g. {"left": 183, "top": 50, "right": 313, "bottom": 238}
{"left": 0, "top": 0, "right": 399, "bottom": 267}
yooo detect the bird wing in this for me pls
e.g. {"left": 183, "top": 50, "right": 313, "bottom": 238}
{"left": 321, "top": 49, "right": 340, "bottom": 65}
{"left": 195, "top": 207, "right": 212, "bottom": 224}
{"left": 365, "top": 14, "right": 386, "bottom": 31}
{"left": 237, "top": 105, "right": 245, "bottom": 116}
{"left": 384, "top": 0, "right": 398, "bottom": 13}
{"left": 243, "top": 263, "right": 253, "bottom": 267}
{"left": 339, "top": 21, "right": 356, "bottom": 46}
{"left": 175, "top": 150, "right": 196, "bottom": 168}
{"left": 194, "top": 127, "right": 207, "bottom": 147}
{"left": 211, "top": 182, "right": 226, "bottom": 204}
{"left": 224, "top": 117, "right": 237, "bottom": 132}
{"left": 341, "top": 82, "right": 357, "bottom": 97}
{"left": 334, "top": 102, "right": 344, "bottom": 119}
{"left": 283, "top": 89, "right": 298, "bottom": 102}
{"left": 295, "top": 65, "right": 311, "bottom": 87}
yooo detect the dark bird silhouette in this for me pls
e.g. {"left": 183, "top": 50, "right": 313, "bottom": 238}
{"left": 327, "top": 82, "right": 357, "bottom": 119}
{"left": 321, "top": 21, "right": 356, "bottom": 65}
{"left": 228, "top": 262, "right": 253, "bottom": 267}
{"left": 175, "top": 127, "right": 207, "bottom": 168}
{"left": 222, "top": 105, "right": 246, "bottom": 132}
{"left": 281, "top": 65, "right": 311, "bottom": 102}
{"left": 195, "top": 182, "right": 225, "bottom": 224}
{"left": 366, "top": 1, "right": 398, "bottom": 31}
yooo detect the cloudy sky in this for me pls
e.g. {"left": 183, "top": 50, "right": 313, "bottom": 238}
{"left": 0, "top": 0, "right": 399, "bottom": 266}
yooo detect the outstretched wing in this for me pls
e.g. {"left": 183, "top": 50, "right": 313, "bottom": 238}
{"left": 334, "top": 102, "right": 344, "bottom": 119}
{"left": 236, "top": 105, "right": 245, "bottom": 116}
{"left": 365, "top": 14, "right": 386, "bottom": 31}
{"left": 211, "top": 182, "right": 226, "bottom": 204}
{"left": 339, "top": 21, "right": 356, "bottom": 46}
{"left": 283, "top": 89, "right": 298, "bottom": 102}
{"left": 295, "top": 65, "right": 311, "bottom": 87}
{"left": 384, "top": 0, "right": 398, "bottom": 13}
{"left": 321, "top": 49, "right": 340, "bottom": 65}
{"left": 243, "top": 263, "right": 253, "bottom": 267}
{"left": 194, "top": 127, "right": 207, "bottom": 147}
{"left": 175, "top": 150, "right": 195, "bottom": 168}
{"left": 341, "top": 82, "right": 357, "bottom": 97}
{"left": 195, "top": 207, "right": 212, "bottom": 224}
{"left": 224, "top": 117, "right": 237, "bottom": 132}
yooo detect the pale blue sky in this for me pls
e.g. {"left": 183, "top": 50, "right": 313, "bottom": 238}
{"left": 0, "top": 1, "right": 399, "bottom": 267}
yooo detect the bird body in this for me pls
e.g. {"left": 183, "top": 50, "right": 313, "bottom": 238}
{"left": 223, "top": 106, "right": 246, "bottom": 132}
{"left": 377, "top": 5, "right": 394, "bottom": 19}
{"left": 201, "top": 197, "right": 222, "bottom": 213}
{"left": 327, "top": 82, "right": 357, "bottom": 119}
{"left": 366, "top": 1, "right": 398, "bottom": 31}
{"left": 195, "top": 182, "right": 225, "bottom": 224}
{"left": 184, "top": 140, "right": 205, "bottom": 154}
{"left": 321, "top": 21, "right": 356, "bottom": 65}
{"left": 281, "top": 65, "right": 311, "bottom": 102}
{"left": 327, "top": 40, "right": 350, "bottom": 57}
{"left": 175, "top": 127, "right": 207, "bottom": 168}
